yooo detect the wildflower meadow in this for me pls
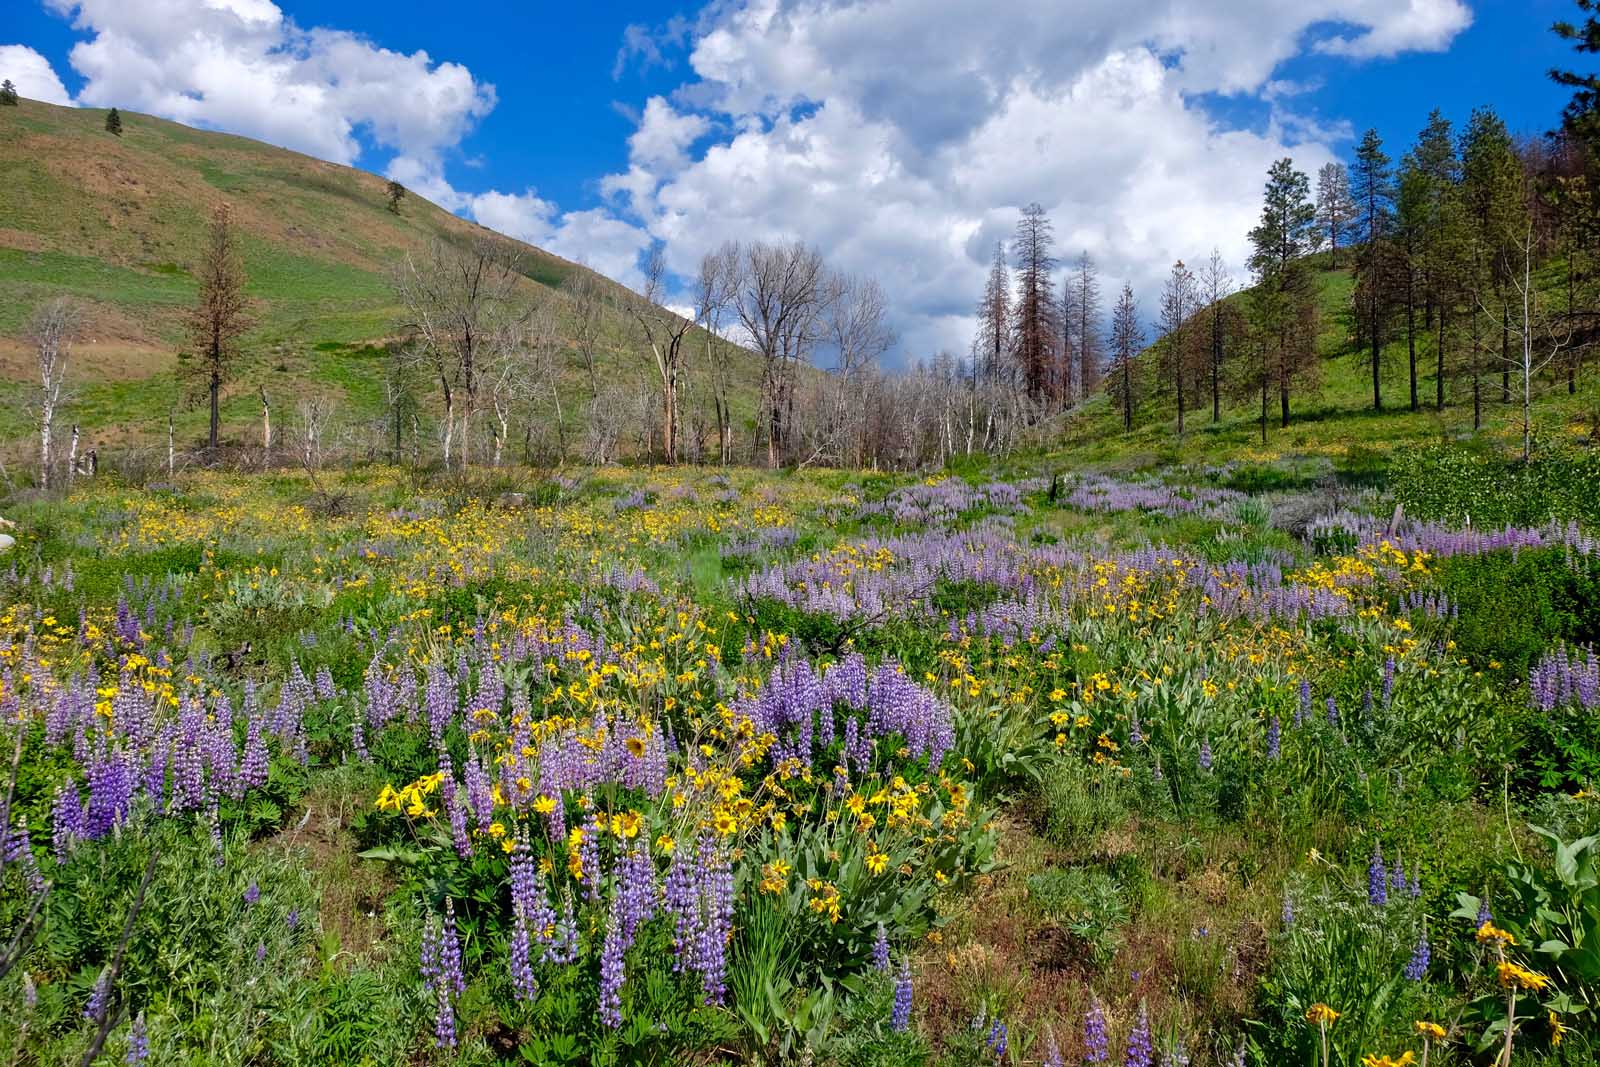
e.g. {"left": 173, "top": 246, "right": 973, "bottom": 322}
{"left": 0, "top": 464, "right": 1596, "bottom": 1066}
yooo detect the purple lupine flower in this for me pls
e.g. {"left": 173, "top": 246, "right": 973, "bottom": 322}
{"left": 1325, "top": 696, "right": 1338, "bottom": 726}
{"left": 286, "top": 908, "right": 299, "bottom": 931}
{"left": 872, "top": 922, "right": 890, "bottom": 972}
{"left": 1296, "top": 680, "right": 1311, "bottom": 726}
{"left": 509, "top": 904, "right": 536, "bottom": 1003}
{"left": 891, "top": 961, "right": 913, "bottom": 1032}
{"left": 1162, "top": 1042, "right": 1191, "bottom": 1067}
{"left": 1198, "top": 739, "right": 1212, "bottom": 772}
{"left": 244, "top": 882, "right": 260, "bottom": 906}
{"left": 53, "top": 781, "right": 83, "bottom": 863}
{"left": 1124, "top": 1001, "right": 1153, "bottom": 1067}
{"left": 1476, "top": 896, "right": 1492, "bottom": 928}
{"left": 84, "top": 969, "right": 110, "bottom": 1021}
{"left": 987, "top": 1018, "right": 1008, "bottom": 1058}
{"left": 1381, "top": 657, "right": 1396, "bottom": 707}
{"left": 1043, "top": 1036, "right": 1065, "bottom": 1067}
{"left": 255, "top": 942, "right": 267, "bottom": 962}
{"left": 1129, "top": 714, "right": 1142, "bottom": 747}
{"left": 433, "top": 983, "right": 456, "bottom": 1049}
{"left": 314, "top": 666, "right": 335, "bottom": 701}
{"left": 127, "top": 1011, "right": 148, "bottom": 1065}
{"left": 1281, "top": 894, "right": 1294, "bottom": 929}
{"left": 1404, "top": 928, "right": 1430, "bottom": 981}
{"left": 1368, "top": 844, "right": 1388, "bottom": 906}
{"left": 1084, "top": 997, "right": 1109, "bottom": 1062}
{"left": 1266, "top": 717, "right": 1281, "bottom": 760}
{"left": 439, "top": 899, "right": 464, "bottom": 998}
{"left": 598, "top": 895, "right": 627, "bottom": 1028}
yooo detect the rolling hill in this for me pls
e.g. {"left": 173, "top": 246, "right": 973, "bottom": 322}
{"left": 0, "top": 98, "right": 763, "bottom": 456}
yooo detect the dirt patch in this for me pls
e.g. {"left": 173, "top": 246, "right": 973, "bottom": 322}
{"left": 265, "top": 777, "right": 396, "bottom": 966}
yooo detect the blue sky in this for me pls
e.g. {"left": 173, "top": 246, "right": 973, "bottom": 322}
{"left": 3, "top": 1, "right": 1593, "bottom": 359}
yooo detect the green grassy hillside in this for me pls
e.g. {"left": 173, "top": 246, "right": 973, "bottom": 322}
{"left": 0, "top": 99, "right": 762, "bottom": 454}
{"left": 1054, "top": 257, "right": 1598, "bottom": 475}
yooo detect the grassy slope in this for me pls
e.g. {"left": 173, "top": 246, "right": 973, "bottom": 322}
{"left": 1050, "top": 256, "right": 1599, "bottom": 474}
{"left": 0, "top": 100, "right": 765, "bottom": 449}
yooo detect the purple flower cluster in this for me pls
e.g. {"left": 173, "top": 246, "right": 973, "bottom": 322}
{"left": 1530, "top": 645, "right": 1599, "bottom": 711}
{"left": 1124, "top": 1001, "right": 1153, "bottom": 1067}
{"left": 1083, "top": 997, "right": 1109, "bottom": 1063}
{"left": 891, "top": 961, "right": 913, "bottom": 1032}
{"left": 420, "top": 899, "right": 465, "bottom": 1048}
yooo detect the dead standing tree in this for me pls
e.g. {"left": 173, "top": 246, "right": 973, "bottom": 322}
{"left": 181, "top": 203, "right": 253, "bottom": 454}
{"left": 24, "top": 298, "right": 80, "bottom": 490}
{"left": 631, "top": 247, "right": 696, "bottom": 463}
{"left": 391, "top": 236, "right": 527, "bottom": 468}
{"left": 695, "top": 244, "right": 740, "bottom": 464}
{"left": 732, "top": 241, "right": 829, "bottom": 467}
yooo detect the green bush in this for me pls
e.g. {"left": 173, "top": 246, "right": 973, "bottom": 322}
{"left": 1434, "top": 547, "right": 1600, "bottom": 677}
{"left": 1391, "top": 444, "right": 1600, "bottom": 527}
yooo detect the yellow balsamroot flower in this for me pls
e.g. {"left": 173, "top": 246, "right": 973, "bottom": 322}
{"left": 1305, "top": 1004, "right": 1341, "bottom": 1026}
{"left": 1476, "top": 921, "right": 1517, "bottom": 946}
{"left": 611, "top": 810, "right": 643, "bottom": 839}
{"left": 712, "top": 808, "right": 738, "bottom": 836}
{"left": 1412, "top": 1022, "right": 1446, "bottom": 1041}
{"left": 625, "top": 736, "right": 647, "bottom": 758}
{"left": 760, "top": 859, "right": 791, "bottom": 894}
{"left": 1550, "top": 1011, "right": 1567, "bottom": 1045}
{"left": 1496, "top": 961, "right": 1550, "bottom": 991}
{"left": 1360, "top": 1053, "right": 1416, "bottom": 1067}
{"left": 533, "top": 795, "right": 556, "bottom": 815}
{"left": 655, "top": 833, "right": 675, "bottom": 854}
{"left": 375, "top": 785, "right": 402, "bottom": 811}
{"left": 864, "top": 850, "right": 889, "bottom": 876}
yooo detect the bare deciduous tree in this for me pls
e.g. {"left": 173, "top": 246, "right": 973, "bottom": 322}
{"left": 631, "top": 247, "right": 696, "bottom": 463}
{"left": 729, "top": 240, "right": 830, "bottom": 466}
{"left": 25, "top": 297, "right": 80, "bottom": 490}
{"left": 392, "top": 236, "right": 528, "bottom": 468}
{"left": 695, "top": 244, "right": 740, "bottom": 464}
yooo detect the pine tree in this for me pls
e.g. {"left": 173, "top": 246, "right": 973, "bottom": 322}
{"left": 974, "top": 241, "right": 1011, "bottom": 384}
{"left": 1395, "top": 158, "right": 1428, "bottom": 412}
{"left": 386, "top": 180, "right": 406, "bottom": 215}
{"left": 1248, "top": 158, "right": 1320, "bottom": 428}
{"left": 1315, "top": 163, "right": 1357, "bottom": 269}
{"left": 105, "top": 108, "right": 122, "bottom": 136}
{"left": 0, "top": 80, "right": 18, "bottom": 106}
{"left": 1159, "top": 260, "right": 1198, "bottom": 435}
{"left": 1010, "top": 203, "right": 1059, "bottom": 405}
{"left": 1065, "top": 251, "right": 1103, "bottom": 402}
{"left": 1460, "top": 107, "right": 1525, "bottom": 427}
{"left": 1197, "top": 248, "right": 1236, "bottom": 422}
{"left": 1351, "top": 129, "right": 1395, "bottom": 410}
{"left": 1552, "top": 1, "right": 1600, "bottom": 147}
{"left": 1106, "top": 283, "right": 1142, "bottom": 430}
{"left": 180, "top": 203, "right": 254, "bottom": 451}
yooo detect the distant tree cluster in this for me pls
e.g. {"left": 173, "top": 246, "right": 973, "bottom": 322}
{"left": 0, "top": 79, "right": 19, "bottom": 106}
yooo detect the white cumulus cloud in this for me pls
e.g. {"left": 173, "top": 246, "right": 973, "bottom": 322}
{"left": 0, "top": 44, "right": 74, "bottom": 105}
{"left": 600, "top": 0, "right": 1473, "bottom": 358}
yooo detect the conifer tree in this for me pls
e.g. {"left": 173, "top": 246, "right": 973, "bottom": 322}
{"left": 974, "top": 240, "right": 1011, "bottom": 385}
{"left": 181, "top": 203, "right": 253, "bottom": 451}
{"left": 0, "top": 80, "right": 18, "bottom": 106}
{"left": 1552, "top": 1, "right": 1600, "bottom": 147}
{"left": 1010, "top": 203, "right": 1059, "bottom": 405}
{"left": 1159, "top": 260, "right": 1198, "bottom": 435}
{"left": 1460, "top": 107, "right": 1525, "bottom": 427}
{"left": 1247, "top": 158, "right": 1320, "bottom": 428}
{"left": 1065, "top": 251, "right": 1103, "bottom": 402}
{"left": 386, "top": 180, "right": 406, "bottom": 215}
{"left": 1351, "top": 129, "right": 1395, "bottom": 410}
{"left": 1106, "top": 283, "right": 1142, "bottom": 430}
{"left": 105, "top": 108, "right": 122, "bottom": 136}
{"left": 1315, "top": 163, "right": 1357, "bottom": 269}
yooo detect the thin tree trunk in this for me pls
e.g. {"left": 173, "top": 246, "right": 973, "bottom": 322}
{"left": 1407, "top": 273, "right": 1418, "bottom": 412}
{"left": 1437, "top": 305, "right": 1447, "bottom": 412}
{"left": 67, "top": 425, "right": 79, "bottom": 485}
{"left": 167, "top": 414, "right": 175, "bottom": 476}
